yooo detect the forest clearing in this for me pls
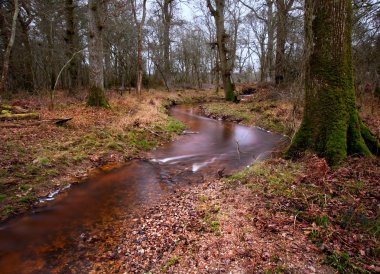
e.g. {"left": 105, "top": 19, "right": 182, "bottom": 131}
{"left": 0, "top": 0, "right": 379, "bottom": 273}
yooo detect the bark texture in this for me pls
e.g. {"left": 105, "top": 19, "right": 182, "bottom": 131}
{"left": 274, "top": 0, "right": 294, "bottom": 84}
{"left": 161, "top": 0, "right": 173, "bottom": 90}
{"left": 131, "top": 0, "right": 147, "bottom": 95}
{"left": 265, "top": 0, "right": 274, "bottom": 82}
{"left": 65, "top": 0, "right": 78, "bottom": 94}
{"left": 207, "top": 0, "right": 237, "bottom": 102}
{"left": 287, "top": 0, "right": 379, "bottom": 165}
{"left": 87, "top": 0, "right": 109, "bottom": 107}
{"left": 0, "top": 0, "right": 19, "bottom": 95}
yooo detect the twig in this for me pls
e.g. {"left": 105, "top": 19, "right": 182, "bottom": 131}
{"left": 141, "top": 126, "right": 160, "bottom": 136}
{"left": 293, "top": 211, "right": 300, "bottom": 230}
{"left": 53, "top": 48, "right": 86, "bottom": 91}
{"left": 235, "top": 139, "right": 241, "bottom": 160}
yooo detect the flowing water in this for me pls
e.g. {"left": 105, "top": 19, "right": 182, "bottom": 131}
{"left": 0, "top": 105, "right": 283, "bottom": 273}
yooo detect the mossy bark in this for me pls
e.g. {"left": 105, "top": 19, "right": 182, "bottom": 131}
{"left": 287, "top": 0, "right": 378, "bottom": 165}
{"left": 87, "top": 86, "right": 110, "bottom": 108}
{"left": 223, "top": 76, "right": 236, "bottom": 102}
{"left": 206, "top": 0, "right": 237, "bottom": 102}
{"left": 87, "top": 0, "right": 109, "bottom": 108}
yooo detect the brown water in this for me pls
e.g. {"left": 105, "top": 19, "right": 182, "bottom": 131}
{"left": 0, "top": 105, "right": 283, "bottom": 273}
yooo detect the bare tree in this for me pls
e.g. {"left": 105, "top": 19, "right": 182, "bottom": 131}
{"left": 240, "top": 0, "right": 276, "bottom": 82}
{"left": 207, "top": 0, "right": 237, "bottom": 101}
{"left": 155, "top": 0, "right": 174, "bottom": 89}
{"left": 131, "top": 0, "right": 147, "bottom": 95}
{"left": 0, "top": 0, "right": 19, "bottom": 95}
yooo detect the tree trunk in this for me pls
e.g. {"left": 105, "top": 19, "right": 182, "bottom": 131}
{"left": 137, "top": 26, "right": 143, "bottom": 94}
{"left": 17, "top": 11, "right": 34, "bottom": 92}
{"left": 266, "top": 0, "right": 274, "bottom": 82}
{"left": 274, "top": 0, "right": 294, "bottom": 85}
{"left": 214, "top": 52, "right": 220, "bottom": 94}
{"left": 207, "top": 0, "right": 236, "bottom": 102}
{"left": 87, "top": 0, "right": 109, "bottom": 107}
{"left": 131, "top": 0, "right": 147, "bottom": 95}
{"left": 0, "top": 0, "right": 19, "bottom": 95}
{"left": 162, "top": 0, "right": 173, "bottom": 90}
{"left": 65, "top": 0, "right": 78, "bottom": 94}
{"left": 287, "top": 0, "right": 379, "bottom": 165}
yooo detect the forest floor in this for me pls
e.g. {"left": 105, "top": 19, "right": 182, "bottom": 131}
{"left": 1, "top": 84, "right": 379, "bottom": 272}
{"left": 0, "top": 89, "right": 219, "bottom": 221}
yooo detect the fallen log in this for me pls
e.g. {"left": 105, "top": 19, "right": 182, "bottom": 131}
{"left": 0, "top": 113, "right": 40, "bottom": 121}
{"left": 0, "top": 118, "right": 73, "bottom": 127}
{"left": 0, "top": 104, "right": 29, "bottom": 114}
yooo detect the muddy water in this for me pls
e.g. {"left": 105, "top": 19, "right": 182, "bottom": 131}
{"left": 0, "top": 105, "right": 283, "bottom": 273}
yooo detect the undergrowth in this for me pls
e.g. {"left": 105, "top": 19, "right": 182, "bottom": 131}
{"left": 224, "top": 156, "right": 379, "bottom": 272}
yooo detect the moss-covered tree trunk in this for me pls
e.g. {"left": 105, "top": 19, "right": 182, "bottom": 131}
{"left": 206, "top": 0, "right": 237, "bottom": 102}
{"left": 287, "top": 0, "right": 379, "bottom": 165}
{"left": 87, "top": 0, "right": 109, "bottom": 107}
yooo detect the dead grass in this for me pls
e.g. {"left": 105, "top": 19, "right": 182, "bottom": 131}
{"left": 202, "top": 86, "right": 300, "bottom": 136}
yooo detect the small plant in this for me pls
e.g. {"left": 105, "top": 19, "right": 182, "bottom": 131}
{"left": 0, "top": 194, "right": 7, "bottom": 202}
{"left": 35, "top": 157, "right": 50, "bottom": 167}
{"left": 19, "top": 195, "right": 36, "bottom": 204}
{"left": 199, "top": 195, "right": 208, "bottom": 202}
{"left": 2, "top": 205, "right": 14, "bottom": 216}
{"left": 315, "top": 215, "right": 330, "bottom": 228}
{"left": 308, "top": 229, "right": 321, "bottom": 244}
{"left": 161, "top": 256, "right": 179, "bottom": 272}
{"left": 213, "top": 204, "right": 220, "bottom": 213}
{"left": 210, "top": 220, "right": 220, "bottom": 233}
{"left": 323, "top": 251, "right": 365, "bottom": 273}
{"left": 166, "top": 118, "right": 185, "bottom": 133}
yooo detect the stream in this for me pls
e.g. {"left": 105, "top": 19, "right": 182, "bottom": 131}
{"left": 0, "top": 105, "right": 283, "bottom": 273}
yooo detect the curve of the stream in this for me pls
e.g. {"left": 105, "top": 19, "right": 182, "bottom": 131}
{"left": 0, "top": 105, "right": 283, "bottom": 273}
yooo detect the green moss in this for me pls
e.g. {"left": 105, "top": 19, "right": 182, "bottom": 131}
{"left": 87, "top": 86, "right": 110, "bottom": 108}
{"left": 347, "top": 111, "right": 371, "bottom": 157}
{"left": 106, "top": 140, "right": 124, "bottom": 151}
{"left": 19, "top": 194, "right": 36, "bottom": 204}
{"left": 1, "top": 110, "right": 11, "bottom": 115}
{"left": 0, "top": 194, "right": 7, "bottom": 202}
{"left": 287, "top": 0, "right": 373, "bottom": 166}
{"left": 126, "top": 131, "right": 157, "bottom": 151}
{"left": 374, "top": 85, "right": 380, "bottom": 98}
{"left": 37, "top": 157, "right": 50, "bottom": 167}
{"left": 210, "top": 220, "right": 220, "bottom": 233}
{"left": 199, "top": 195, "right": 208, "bottom": 202}
{"left": 360, "top": 121, "right": 380, "bottom": 156}
{"left": 166, "top": 118, "right": 185, "bottom": 133}
{"left": 324, "top": 251, "right": 366, "bottom": 273}
{"left": 162, "top": 256, "right": 179, "bottom": 273}
{"left": 224, "top": 80, "right": 237, "bottom": 102}
{"left": 2, "top": 205, "right": 14, "bottom": 216}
